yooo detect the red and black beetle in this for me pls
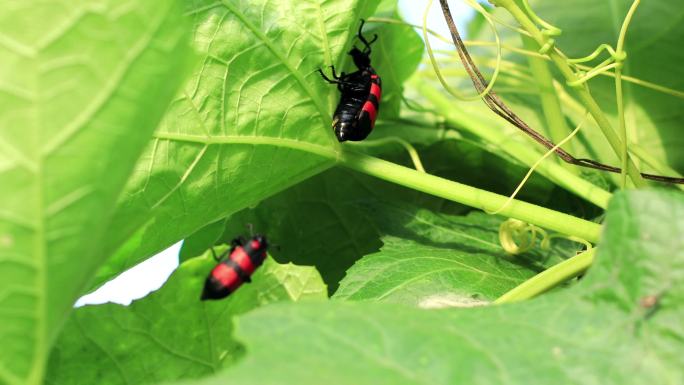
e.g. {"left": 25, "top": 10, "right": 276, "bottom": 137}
{"left": 201, "top": 235, "right": 269, "bottom": 300}
{"left": 318, "top": 19, "right": 382, "bottom": 142}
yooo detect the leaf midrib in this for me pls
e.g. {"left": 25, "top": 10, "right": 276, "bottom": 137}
{"left": 20, "top": 5, "right": 171, "bottom": 385}
{"left": 153, "top": 132, "right": 338, "bottom": 160}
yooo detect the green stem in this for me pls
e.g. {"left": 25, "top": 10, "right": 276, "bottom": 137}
{"left": 615, "top": 67, "right": 627, "bottom": 188}
{"left": 522, "top": 36, "right": 576, "bottom": 158}
{"left": 493, "top": 0, "right": 646, "bottom": 187}
{"left": 337, "top": 150, "right": 601, "bottom": 243}
{"left": 417, "top": 82, "right": 612, "bottom": 209}
{"left": 494, "top": 247, "right": 596, "bottom": 304}
{"left": 615, "top": 0, "right": 641, "bottom": 188}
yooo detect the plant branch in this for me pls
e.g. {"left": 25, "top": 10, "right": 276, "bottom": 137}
{"left": 438, "top": 0, "right": 683, "bottom": 184}
{"left": 522, "top": 36, "right": 576, "bottom": 157}
{"left": 490, "top": 0, "right": 646, "bottom": 186}
{"left": 495, "top": 248, "right": 596, "bottom": 304}
{"left": 615, "top": 0, "right": 641, "bottom": 188}
{"left": 337, "top": 150, "right": 602, "bottom": 243}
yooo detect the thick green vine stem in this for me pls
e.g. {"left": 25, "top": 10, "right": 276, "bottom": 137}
{"left": 491, "top": 0, "right": 646, "bottom": 187}
{"left": 337, "top": 150, "right": 601, "bottom": 243}
{"left": 494, "top": 247, "right": 596, "bottom": 304}
{"left": 614, "top": 0, "right": 641, "bottom": 188}
{"left": 522, "top": 36, "right": 576, "bottom": 156}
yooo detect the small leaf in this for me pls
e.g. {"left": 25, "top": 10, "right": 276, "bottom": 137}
{"left": 46, "top": 256, "right": 326, "bottom": 385}
{"left": 333, "top": 235, "right": 535, "bottom": 306}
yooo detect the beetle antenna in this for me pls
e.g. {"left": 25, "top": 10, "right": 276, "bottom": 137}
{"left": 246, "top": 223, "right": 254, "bottom": 237}
{"left": 364, "top": 34, "right": 377, "bottom": 54}
{"left": 356, "top": 19, "right": 377, "bottom": 53}
{"left": 358, "top": 18, "right": 366, "bottom": 37}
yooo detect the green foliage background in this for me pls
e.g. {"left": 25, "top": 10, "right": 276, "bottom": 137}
{"left": 0, "top": 0, "right": 682, "bottom": 384}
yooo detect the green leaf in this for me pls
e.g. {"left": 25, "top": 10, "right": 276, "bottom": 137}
{"left": 531, "top": 0, "right": 684, "bottom": 173}
{"left": 46, "top": 255, "right": 326, "bottom": 385}
{"left": 0, "top": 1, "right": 191, "bottom": 383}
{"left": 167, "top": 189, "right": 684, "bottom": 384}
{"left": 333, "top": 235, "right": 536, "bottom": 305}
{"left": 91, "top": 0, "right": 383, "bottom": 289}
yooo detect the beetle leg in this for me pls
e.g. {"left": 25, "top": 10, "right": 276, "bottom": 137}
{"left": 363, "top": 34, "right": 377, "bottom": 54}
{"left": 210, "top": 247, "right": 221, "bottom": 262}
{"left": 330, "top": 65, "right": 342, "bottom": 79}
{"left": 317, "top": 68, "right": 339, "bottom": 84}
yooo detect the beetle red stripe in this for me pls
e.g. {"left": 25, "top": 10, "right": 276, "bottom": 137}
{"left": 231, "top": 248, "right": 255, "bottom": 274}
{"left": 212, "top": 263, "right": 238, "bottom": 287}
{"left": 370, "top": 82, "right": 381, "bottom": 101}
{"left": 362, "top": 100, "right": 377, "bottom": 125}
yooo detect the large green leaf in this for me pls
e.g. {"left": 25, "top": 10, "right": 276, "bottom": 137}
{"left": 0, "top": 1, "right": 191, "bottom": 383}
{"left": 46, "top": 255, "right": 326, "bottom": 385}
{"left": 90, "top": 0, "right": 385, "bottom": 289}
{"left": 333, "top": 235, "right": 537, "bottom": 305}
{"left": 168, "top": 189, "right": 684, "bottom": 384}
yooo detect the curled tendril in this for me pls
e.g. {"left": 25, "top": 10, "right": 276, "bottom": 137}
{"left": 567, "top": 44, "right": 622, "bottom": 64}
{"left": 499, "top": 219, "right": 541, "bottom": 254}
{"left": 499, "top": 219, "right": 594, "bottom": 255}
{"left": 565, "top": 45, "right": 628, "bottom": 87}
